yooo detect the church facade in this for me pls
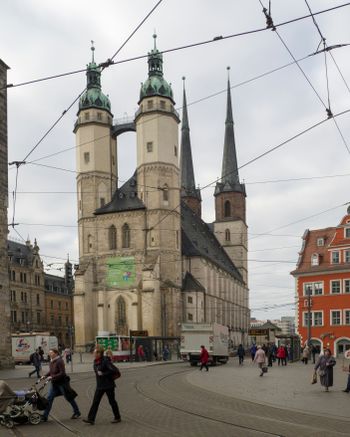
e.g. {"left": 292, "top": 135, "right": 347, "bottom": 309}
{"left": 73, "top": 39, "right": 250, "bottom": 350}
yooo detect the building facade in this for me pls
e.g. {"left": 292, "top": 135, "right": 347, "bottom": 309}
{"left": 8, "top": 238, "right": 74, "bottom": 345}
{"left": 73, "top": 39, "right": 250, "bottom": 350}
{"left": 291, "top": 208, "right": 350, "bottom": 357}
{"left": 0, "top": 59, "right": 13, "bottom": 367}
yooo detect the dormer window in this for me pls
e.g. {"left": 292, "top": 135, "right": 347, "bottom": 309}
{"left": 311, "top": 253, "right": 319, "bottom": 266}
{"left": 331, "top": 251, "right": 340, "bottom": 264}
{"left": 317, "top": 238, "right": 324, "bottom": 247}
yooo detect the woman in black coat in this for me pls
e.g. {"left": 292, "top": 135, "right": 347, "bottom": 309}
{"left": 314, "top": 348, "right": 336, "bottom": 391}
{"left": 83, "top": 347, "right": 121, "bottom": 425}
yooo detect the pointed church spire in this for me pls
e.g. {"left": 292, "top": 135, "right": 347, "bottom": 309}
{"left": 180, "top": 78, "right": 201, "bottom": 215}
{"left": 215, "top": 67, "right": 244, "bottom": 195}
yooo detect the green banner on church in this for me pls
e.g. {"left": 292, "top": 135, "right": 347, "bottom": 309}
{"left": 106, "top": 256, "right": 136, "bottom": 288}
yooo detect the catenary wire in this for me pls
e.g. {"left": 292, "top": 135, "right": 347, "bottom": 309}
{"left": 2, "top": 2, "right": 350, "bottom": 91}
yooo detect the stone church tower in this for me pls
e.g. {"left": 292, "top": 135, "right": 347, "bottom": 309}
{"left": 214, "top": 73, "right": 248, "bottom": 285}
{"left": 0, "top": 59, "right": 14, "bottom": 367}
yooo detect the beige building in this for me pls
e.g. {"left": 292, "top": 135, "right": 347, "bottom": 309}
{"left": 8, "top": 238, "right": 74, "bottom": 344}
{"left": 73, "top": 38, "right": 250, "bottom": 350}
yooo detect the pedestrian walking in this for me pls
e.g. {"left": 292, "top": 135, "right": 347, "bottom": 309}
{"left": 37, "top": 346, "right": 45, "bottom": 362}
{"left": 277, "top": 345, "right": 286, "bottom": 366}
{"left": 64, "top": 347, "right": 72, "bottom": 364}
{"left": 137, "top": 344, "right": 145, "bottom": 362}
{"left": 28, "top": 349, "right": 42, "bottom": 378}
{"left": 267, "top": 344, "right": 274, "bottom": 367}
{"left": 254, "top": 345, "right": 266, "bottom": 377}
{"left": 41, "top": 348, "right": 81, "bottom": 422}
{"left": 342, "top": 362, "right": 350, "bottom": 393}
{"left": 83, "top": 347, "right": 121, "bottom": 425}
{"left": 302, "top": 345, "right": 310, "bottom": 365}
{"left": 162, "top": 345, "right": 170, "bottom": 361}
{"left": 250, "top": 344, "right": 257, "bottom": 362}
{"left": 199, "top": 345, "right": 209, "bottom": 371}
{"left": 314, "top": 348, "right": 336, "bottom": 392}
{"left": 311, "top": 344, "right": 317, "bottom": 364}
{"left": 237, "top": 344, "right": 245, "bottom": 365}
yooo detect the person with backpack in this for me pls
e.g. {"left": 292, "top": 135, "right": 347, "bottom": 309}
{"left": 29, "top": 349, "right": 42, "bottom": 378}
{"left": 83, "top": 346, "right": 121, "bottom": 425}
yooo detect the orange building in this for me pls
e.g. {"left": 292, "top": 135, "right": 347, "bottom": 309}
{"left": 291, "top": 207, "right": 350, "bottom": 357}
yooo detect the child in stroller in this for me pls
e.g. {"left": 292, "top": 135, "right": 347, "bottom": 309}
{"left": 0, "top": 379, "right": 49, "bottom": 429}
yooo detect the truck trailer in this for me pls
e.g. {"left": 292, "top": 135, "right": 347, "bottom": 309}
{"left": 180, "top": 323, "right": 229, "bottom": 366}
{"left": 12, "top": 333, "right": 58, "bottom": 364}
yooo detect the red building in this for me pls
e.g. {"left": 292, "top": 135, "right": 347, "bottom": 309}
{"left": 291, "top": 208, "right": 350, "bottom": 357}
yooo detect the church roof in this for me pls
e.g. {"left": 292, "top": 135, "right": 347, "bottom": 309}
{"left": 180, "top": 82, "right": 201, "bottom": 201}
{"left": 215, "top": 73, "right": 245, "bottom": 196}
{"left": 95, "top": 172, "right": 145, "bottom": 215}
{"left": 139, "top": 34, "right": 174, "bottom": 104}
{"left": 78, "top": 45, "right": 112, "bottom": 115}
{"left": 181, "top": 202, "right": 243, "bottom": 282}
{"left": 182, "top": 271, "right": 205, "bottom": 292}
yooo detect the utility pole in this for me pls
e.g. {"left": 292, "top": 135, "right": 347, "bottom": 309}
{"left": 307, "top": 286, "right": 312, "bottom": 347}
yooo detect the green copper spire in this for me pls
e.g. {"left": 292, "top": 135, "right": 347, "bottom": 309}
{"left": 79, "top": 42, "right": 112, "bottom": 114}
{"left": 139, "top": 35, "right": 174, "bottom": 103}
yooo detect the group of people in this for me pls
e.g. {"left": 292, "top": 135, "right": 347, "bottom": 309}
{"left": 40, "top": 347, "right": 121, "bottom": 425}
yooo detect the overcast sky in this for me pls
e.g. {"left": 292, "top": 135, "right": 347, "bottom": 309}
{"left": 2, "top": 0, "right": 350, "bottom": 320}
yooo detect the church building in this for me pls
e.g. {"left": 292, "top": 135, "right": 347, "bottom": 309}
{"left": 73, "top": 38, "right": 250, "bottom": 350}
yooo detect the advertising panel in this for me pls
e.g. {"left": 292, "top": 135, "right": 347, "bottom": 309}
{"left": 107, "top": 256, "right": 136, "bottom": 288}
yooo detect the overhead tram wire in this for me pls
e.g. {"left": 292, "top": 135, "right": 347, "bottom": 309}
{"left": 258, "top": 0, "right": 350, "bottom": 155}
{"left": 7, "top": 0, "right": 164, "bottom": 229}
{"left": 2, "top": 2, "right": 350, "bottom": 92}
{"left": 20, "top": 43, "right": 350, "bottom": 168}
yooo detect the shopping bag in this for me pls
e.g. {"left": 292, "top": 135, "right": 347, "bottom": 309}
{"left": 311, "top": 371, "right": 317, "bottom": 384}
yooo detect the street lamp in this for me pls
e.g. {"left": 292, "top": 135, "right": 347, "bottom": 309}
{"left": 306, "top": 285, "right": 312, "bottom": 346}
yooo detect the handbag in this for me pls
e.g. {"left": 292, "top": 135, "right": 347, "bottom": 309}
{"left": 262, "top": 366, "right": 268, "bottom": 373}
{"left": 311, "top": 372, "right": 317, "bottom": 384}
{"left": 319, "top": 369, "right": 326, "bottom": 377}
{"left": 108, "top": 361, "right": 121, "bottom": 380}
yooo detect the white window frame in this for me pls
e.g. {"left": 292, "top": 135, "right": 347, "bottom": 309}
{"left": 343, "top": 309, "right": 350, "bottom": 325}
{"left": 331, "top": 251, "right": 340, "bottom": 264}
{"left": 302, "top": 310, "right": 324, "bottom": 327}
{"left": 330, "top": 279, "right": 341, "bottom": 294}
{"left": 311, "top": 253, "right": 319, "bottom": 266}
{"left": 344, "top": 279, "right": 350, "bottom": 294}
{"left": 330, "top": 309, "right": 342, "bottom": 326}
{"left": 345, "top": 228, "right": 350, "bottom": 238}
{"left": 317, "top": 238, "right": 324, "bottom": 247}
{"left": 345, "top": 250, "right": 350, "bottom": 263}
{"left": 303, "top": 281, "right": 324, "bottom": 296}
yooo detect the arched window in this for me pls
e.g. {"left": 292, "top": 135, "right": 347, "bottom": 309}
{"left": 122, "top": 223, "right": 130, "bottom": 248}
{"left": 224, "top": 200, "right": 231, "bottom": 217}
{"left": 109, "top": 225, "right": 117, "bottom": 250}
{"left": 225, "top": 229, "right": 231, "bottom": 242}
{"left": 87, "top": 234, "right": 93, "bottom": 253}
{"left": 115, "top": 296, "right": 127, "bottom": 334}
{"left": 163, "top": 184, "right": 169, "bottom": 202}
{"left": 311, "top": 253, "right": 319, "bottom": 266}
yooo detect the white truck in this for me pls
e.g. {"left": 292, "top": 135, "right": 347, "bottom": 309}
{"left": 180, "top": 323, "right": 229, "bottom": 366}
{"left": 12, "top": 333, "right": 58, "bottom": 364}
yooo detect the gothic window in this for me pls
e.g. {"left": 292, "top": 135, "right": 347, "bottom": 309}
{"left": 12, "top": 271, "right": 15, "bottom": 281}
{"left": 100, "top": 198, "right": 105, "bottom": 207}
{"left": 109, "top": 225, "right": 117, "bottom": 250}
{"left": 225, "top": 229, "right": 231, "bottom": 242}
{"left": 122, "top": 224, "right": 130, "bottom": 248}
{"left": 115, "top": 296, "right": 127, "bottom": 334}
{"left": 163, "top": 184, "right": 169, "bottom": 202}
{"left": 224, "top": 200, "right": 231, "bottom": 218}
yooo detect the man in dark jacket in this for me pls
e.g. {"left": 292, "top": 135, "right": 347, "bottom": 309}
{"left": 237, "top": 344, "right": 245, "bottom": 365}
{"left": 29, "top": 349, "right": 42, "bottom": 378}
{"left": 41, "top": 348, "right": 81, "bottom": 422}
{"left": 83, "top": 347, "right": 121, "bottom": 425}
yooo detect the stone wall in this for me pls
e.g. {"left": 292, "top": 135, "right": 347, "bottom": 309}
{"left": 0, "top": 59, "right": 14, "bottom": 367}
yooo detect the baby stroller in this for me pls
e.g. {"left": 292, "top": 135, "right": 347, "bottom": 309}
{"left": 0, "top": 379, "right": 49, "bottom": 429}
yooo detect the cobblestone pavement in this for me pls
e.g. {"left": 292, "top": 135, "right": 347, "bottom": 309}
{"left": 1, "top": 361, "right": 349, "bottom": 437}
